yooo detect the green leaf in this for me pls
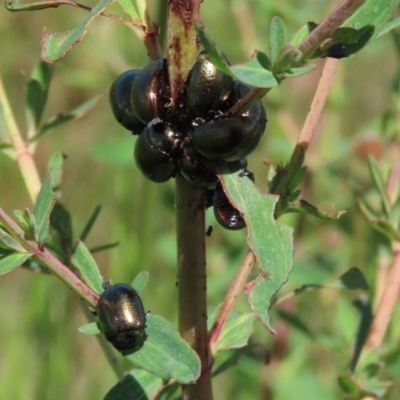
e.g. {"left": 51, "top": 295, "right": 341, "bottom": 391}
{"left": 25, "top": 61, "right": 53, "bottom": 131}
{"left": 208, "top": 306, "right": 255, "bottom": 355}
{"left": 269, "top": 16, "right": 287, "bottom": 66}
{"left": 126, "top": 314, "right": 201, "bottom": 384}
{"left": 33, "top": 94, "right": 103, "bottom": 141}
{"left": 47, "top": 151, "right": 66, "bottom": 198}
{"left": 378, "top": 15, "right": 400, "bottom": 37}
{"left": 104, "top": 369, "right": 164, "bottom": 400}
{"left": 0, "top": 228, "right": 27, "bottom": 252}
{"left": 230, "top": 52, "right": 280, "bottom": 88}
{"left": 276, "top": 309, "right": 315, "bottom": 339}
{"left": 367, "top": 156, "right": 391, "bottom": 217}
{"left": 5, "top": 0, "right": 76, "bottom": 11}
{"left": 78, "top": 322, "right": 101, "bottom": 335}
{"left": 285, "top": 200, "right": 347, "bottom": 221}
{"left": 281, "top": 63, "right": 315, "bottom": 78}
{"left": 275, "top": 45, "right": 302, "bottom": 74}
{"left": 117, "top": 0, "right": 139, "bottom": 19}
{"left": 221, "top": 173, "right": 293, "bottom": 333}
{"left": 131, "top": 271, "right": 149, "bottom": 296}
{"left": 78, "top": 205, "right": 102, "bottom": 242}
{"left": 71, "top": 240, "right": 103, "bottom": 294}
{"left": 33, "top": 175, "right": 56, "bottom": 242}
{"left": 14, "top": 209, "right": 38, "bottom": 240}
{"left": 89, "top": 242, "right": 119, "bottom": 254}
{"left": 41, "top": 0, "right": 115, "bottom": 63}
{"left": 0, "top": 252, "right": 31, "bottom": 275}
{"left": 194, "top": 24, "right": 233, "bottom": 77}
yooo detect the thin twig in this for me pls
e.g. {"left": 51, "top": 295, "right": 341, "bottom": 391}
{"left": 363, "top": 246, "right": 400, "bottom": 354}
{"left": 0, "top": 74, "right": 41, "bottom": 203}
{"left": 208, "top": 250, "right": 255, "bottom": 352}
{"left": 297, "top": 0, "right": 365, "bottom": 60}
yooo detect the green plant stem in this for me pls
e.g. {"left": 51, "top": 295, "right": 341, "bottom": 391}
{"left": 297, "top": 0, "right": 365, "bottom": 60}
{"left": 0, "top": 207, "right": 99, "bottom": 307}
{"left": 176, "top": 174, "right": 211, "bottom": 400}
{"left": 0, "top": 74, "right": 41, "bottom": 203}
{"left": 208, "top": 250, "right": 255, "bottom": 353}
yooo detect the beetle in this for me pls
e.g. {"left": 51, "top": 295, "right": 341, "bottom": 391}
{"left": 130, "top": 59, "right": 170, "bottom": 124}
{"left": 134, "top": 122, "right": 181, "bottom": 183}
{"left": 213, "top": 183, "right": 246, "bottom": 230}
{"left": 109, "top": 69, "right": 146, "bottom": 134}
{"left": 97, "top": 283, "right": 147, "bottom": 355}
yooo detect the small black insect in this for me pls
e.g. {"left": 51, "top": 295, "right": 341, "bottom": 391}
{"left": 97, "top": 283, "right": 147, "bottom": 355}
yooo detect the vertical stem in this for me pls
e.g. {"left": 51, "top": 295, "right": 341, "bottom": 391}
{"left": 176, "top": 174, "right": 211, "bottom": 399}
{"left": 166, "top": 1, "right": 211, "bottom": 398}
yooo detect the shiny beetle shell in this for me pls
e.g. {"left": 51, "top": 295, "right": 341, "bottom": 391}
{"left": 134, "top": 124, "right": 179, "bottom": 183}
{"left": 130, "top": 59, "right": 169, "bottom": 124}
{"left": 97, "top": 283, "right": 147, "bottom": 355}
{"left": 191, "top": 116, "right": 262, "bottom": 161}
{"left": 109, "top": 70, "right": 146, "bottom": 133}
{"left": 186, "top": 52, "right": 234, "bottom": 119}
{"left": 213, "top": 183, "right": 246, "bottom": 230}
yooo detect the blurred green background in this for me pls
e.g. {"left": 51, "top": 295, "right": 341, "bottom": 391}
{"left": 1, "top": 1, "right": 400, "bottom": 399}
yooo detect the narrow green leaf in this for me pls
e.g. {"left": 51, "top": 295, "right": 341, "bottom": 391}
{"left": 378, "top": 15, "right": 400, "bottom": 37}
{"left": 221, "top": 173, "right": 293, "bottom": 333}
{"left": 131, "top": 271, "right": 149, "bottom": 296}
{"left": 78, "top": 205, "right": 102, "bottom": 242}
{"left": 78, "top": 322, "right": 101, "bottom": 335}
{"left": 208, "top": 306, "right": 255, "bottom": 355}
{"left": 104, "top": 369, "right": 164, "bottom": 400}
{"left": 33, "top": 175, "right": 56, "bottom": 242}
{"left": 285, "top": 200, "right": 347, "bottom": 221}
{"left": 367, "top": 156, "right": 391, "bottom": 217}
{"left": 275, "top": 45, "right": 302, "bottom": 74}
{"left": 371, "top": 219, "right": 400, "bottom": 241}
{"left": 329, "top": 268, "right": 369, "bottom": 290}
{"left": 41, "top": 0, "right": 115, "bottom": 63}
{"left": 276, "top": 309, "right": 315, "bottom": 339}
{"left": 281, "top": 63, "right": 315, "bottom": 78}
{"left": 47, "top": 151, "right": 66, "bottom": 198}
{"left": 71, "top": 240, "right": 103, "bottom": 294}
{"left": 126, "top": 314, "right": 201, "bottom": 384}
{"left": 289, "top": 21, "right": 317, "bottom": 47}
{"left": 269, "top": 16, "right": 287, "bottom": 66}
{"left": 0, "top": 252, "right": 31, "bottom": 275}
{"left": 89, "top": 242, "right": 119, "bottom": 254}
{"left": 230, "top": 54, "right": 280, "bottom": 88}
{"left": 50, "top": 202, "right": 73, "bottom": 249}
{"left": 5, "top": 0, "right": 76, "bottom": 11}
{"left": 32, "top": 94, "right": 103, "bottom": 142}
{"left": 117, "top": 0, "right": 139, "bottom": 19}
{"left": 0, "top": 228, "right": 27, "bottom": 252}
{"left": 25, "top": 61, "right": 53, "bottom": 130}
{"left": 14, "top": 209, "right": 38, "bottom": 240}
{"left": 194, "top": 24, "right": 233, "bottom": 77}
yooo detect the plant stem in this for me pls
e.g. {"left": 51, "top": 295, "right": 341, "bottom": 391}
{"left": 297, "top": 0, "right": 365, "bottom": 60}
{"left": 0, "top": 207, "right": 99, "bottom": 307}
{"left": 363, "top": 246, "right": 400, "bottom": 354}
{"left": 0, "top": 74, "right": 41, "bottom": 203}
{"left": 208, "top": 250, "right": 255, "bottom": 353}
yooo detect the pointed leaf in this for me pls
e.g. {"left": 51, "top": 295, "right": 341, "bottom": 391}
{"left": 77, "top": 205, "right": 102, "bottom": 242}
{"left": 285, "top": 200, "right": 347, "bottom": 220}
{"left": 126, "top": 314, "right": 201, "bottom": 384}
{"left": 71, "top": 240, "right": 103, "bottom": 294}
{"left": 0, "top": 228, "right": 27, "bottom": 252}
{"left": 367, "top": 156, "right": 391, "bottom": 217}
{"left": 47, "top": 151, "right": 66, "bottom": 198}
{"left": 5, "top": 0, "right": 76, "bottom": 11}
{"left": 131, "top": 271, "right": 149, "bottom": 296}
{"left": 378, "top": 15, "right": 400, "bottom": 37}
{"left": 281, "top": 63, "right": 315, "bottom": 78}
{"left": 89, "top": 242, "right": 119, "bottom": 254}
{"left": 33, "top": 94, "right": 103, "bottom": 141}
{"left": 104, "top": 369, "right": 163, "bottom": 400}
{"left": 50, "top": 202, "right": 73, "bottom": 249}
{"left": 269, "top": 16, "right": 287, "bottom": 66}
{"left": 208, "top": 306, "right": 255, "bottom": 355}
{"left": 289, "top": 21, "right": 318, "bottom": 46}
{"left": 41, "top": 0, "right": 115, "bottom": 63}
{"left": 0, "top": 252, "right": 31, "bottom": 275}
{"left": 221, "top": 173, "right": 293, "bottom": 333}
{"left": 33, "top": 175, "right": 56, "bottom": 242}
{"left": 117, "top": 0, "right": 139, "bottom": 19}
{"left": 14, "top": 209, "right": 38, "bottom": 240}
{"left": 78, "top": 322, "right": 101, "bottom": 335}
{"left": 25, "top": 61, "right": 53, "bottom": 130}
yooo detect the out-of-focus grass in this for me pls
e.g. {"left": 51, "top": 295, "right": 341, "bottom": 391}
{"left": 1, "top": 1, "right": 400, "bottom": 399}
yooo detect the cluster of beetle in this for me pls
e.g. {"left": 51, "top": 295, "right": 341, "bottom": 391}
{"left": 109, "top": 52, "right": 267, "bottom": 230}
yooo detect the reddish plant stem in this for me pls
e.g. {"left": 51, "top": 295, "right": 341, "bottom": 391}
{"left": 208, "top": 250, "right": 255, "bottom": 353}
{"left": 363, "top": 246, "right": 400, "bottom": 354}
{"left": 0, "top": 207, "right": 99, "bottom": 308}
